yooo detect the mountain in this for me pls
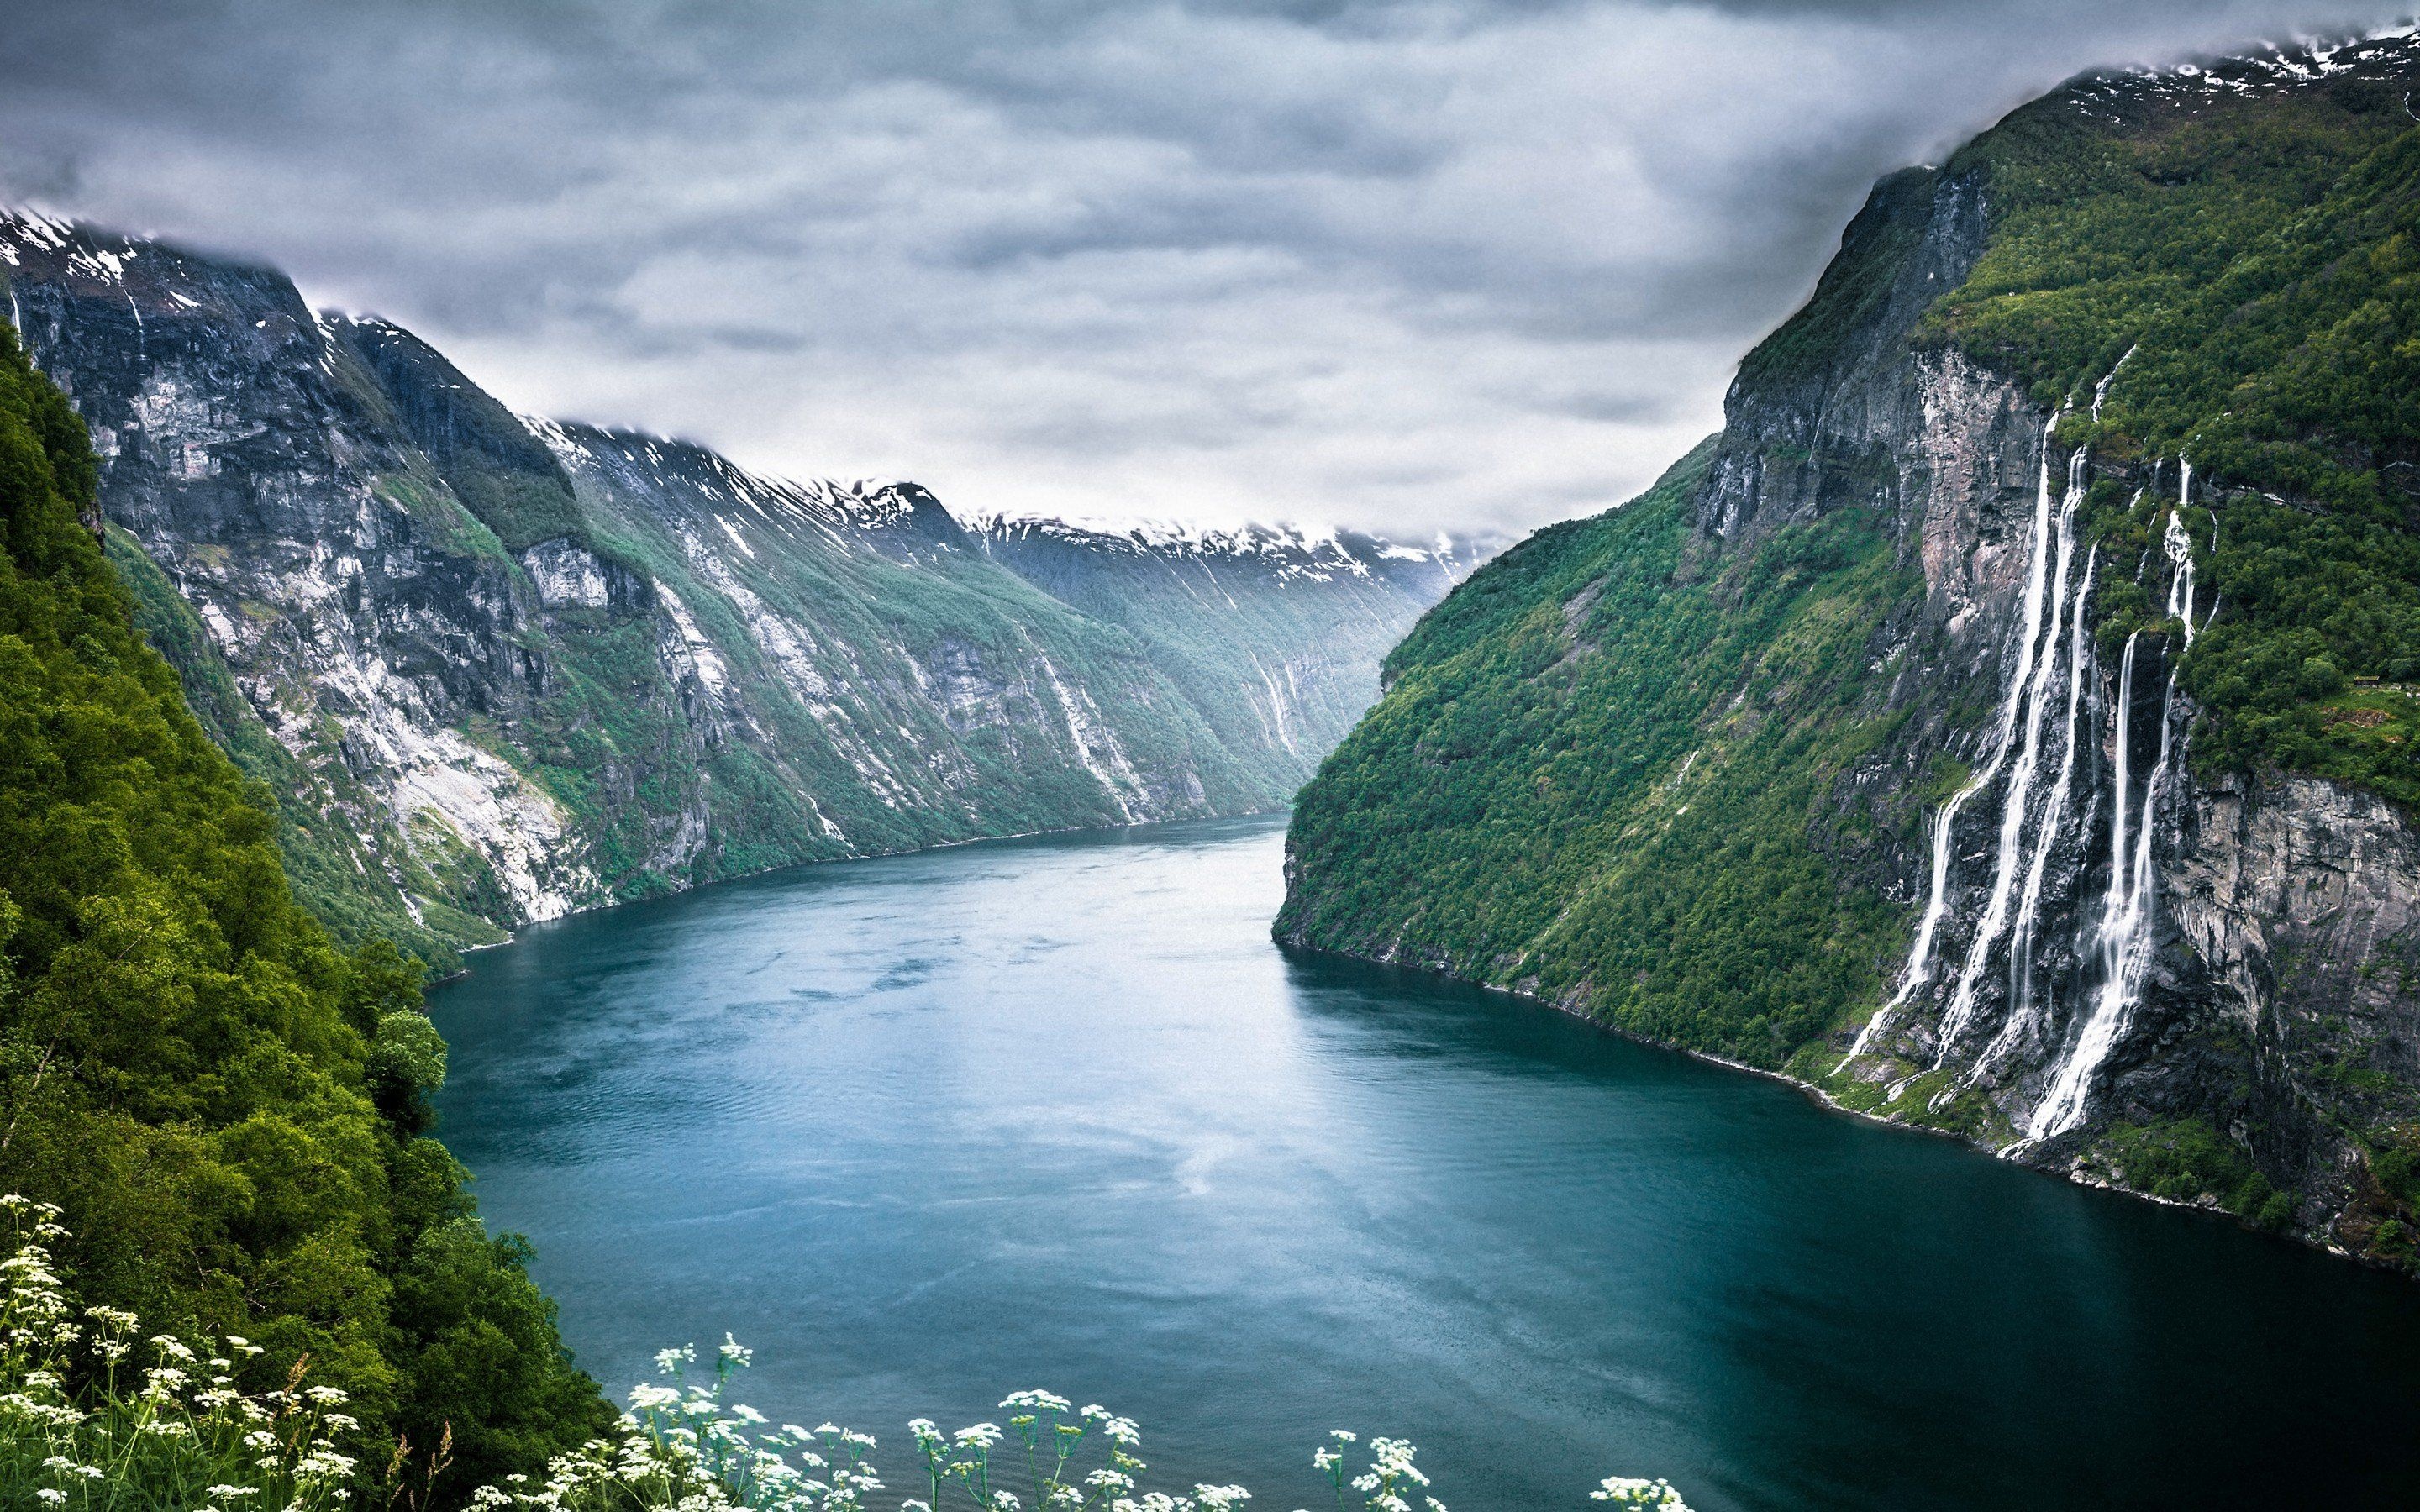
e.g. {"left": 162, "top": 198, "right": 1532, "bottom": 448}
{"left": 0, "top": 322, "right": 610, "bottom": 1494}
{"left": 0, "top": 212, "right": 1480, "bottom": 967}
{"left": 968, "top": 513, "right": 1481, "bottom": 773}
{"left": 1281, "top": 29, "right": 2420, "bottom": 1266}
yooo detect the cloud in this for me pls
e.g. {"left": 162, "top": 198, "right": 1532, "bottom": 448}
{"left": 0, "top": 0, "right": 2407, "bottom": 536}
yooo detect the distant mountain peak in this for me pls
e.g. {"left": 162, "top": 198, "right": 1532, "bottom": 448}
{"left": 2060, "top": 24, "right": 2420, "bottom": 123}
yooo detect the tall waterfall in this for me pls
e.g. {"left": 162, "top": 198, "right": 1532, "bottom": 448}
{"left": 1838, "top": 419, "right": 2065, "bottom": 1071}
{"left": 1846, "top": 432, "right": 2220, "bottom": 1146}
{"left": 2028, "top": 466, "right": 2200, "bottom": 1140}
{"left": 2008, "top": 541, "right": 2098, "bottom": 1022}
{"left": 1935, "top": 450, "right": 2088, "bottom": 1058}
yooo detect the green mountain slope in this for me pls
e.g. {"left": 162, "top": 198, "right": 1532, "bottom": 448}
{"left": 1933, "top": 39, "right": 2420, "bottom": 798}
{"left": 1281, "top": 31, "right": 2420, "bottom": 1261}
{"left": 0, "top": 325, "right": 608, "bottom": 1494}
{"left": 1279, "top": 442, "right": 1910, "bottom": 1061}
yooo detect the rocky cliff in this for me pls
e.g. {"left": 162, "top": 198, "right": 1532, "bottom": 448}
{"left": 1281, "top": 30, "right": 2420, "bottom": 1267}
{"left": 0, "top": 212, "right": 1476, "bottom": 966}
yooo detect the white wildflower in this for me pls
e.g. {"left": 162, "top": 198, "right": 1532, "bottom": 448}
{"left": 1591, "top": 1477, "right": 1691, "bottom": 1510}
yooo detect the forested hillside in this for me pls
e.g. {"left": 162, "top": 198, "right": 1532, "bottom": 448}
{"left": 1281, "top": 30, "right": 2420, "bottom": 1263}
{"left": 0, "top": 324, "right": 608, "bottom": 1494}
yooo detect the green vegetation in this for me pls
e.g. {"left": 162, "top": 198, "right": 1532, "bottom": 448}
{"left": 1279, "top": 444, "right": 1911, "bottom": 1067}
{"left": 2086, "top": 1117, "right": 2296, "bottom": 1231}
{"left": 1927, "top": 65, "right": 2420, "bottom": 801}
{"left": 0, "top": 326, "right": 609, "bottom": 1498}
{"left": 2346, "top": 1123, "right": 2420, "bottom": 1265}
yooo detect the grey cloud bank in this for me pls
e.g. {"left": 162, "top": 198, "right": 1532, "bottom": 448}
{"left": 0, "top": 0, "right": 2407, "bottom": 535}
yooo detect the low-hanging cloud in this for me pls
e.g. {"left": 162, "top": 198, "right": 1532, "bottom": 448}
{"left": 0, "top": 0, "right": 2406, "bottom": 536}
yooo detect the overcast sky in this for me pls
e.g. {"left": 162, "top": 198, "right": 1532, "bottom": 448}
{"left": 1, "top": 1, "right": 2407, "bottom": 537}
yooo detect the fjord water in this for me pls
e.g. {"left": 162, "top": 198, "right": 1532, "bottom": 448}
{"left": 432, "top": 816, "right": 2420, "bottom": 1510}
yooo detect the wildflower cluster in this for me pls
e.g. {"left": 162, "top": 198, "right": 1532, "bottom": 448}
{"left": 470, "top": 1336, "right": 881, "bottom": 1512}
{"left": 0, "top": 1196, "right": 363, "bottom": 1512}
{"left": 543, "top": 1363, "right": 1698, "bottom": 1512}
{"left": 903, "top": 1389, "right": 1181, "bottom": 1512}
{"left": 1312, "top": 1431, "right": 1439, "bottom": 1512}
{"left": 1588, "top": 1478, "right": 1690, "bottom": 1511}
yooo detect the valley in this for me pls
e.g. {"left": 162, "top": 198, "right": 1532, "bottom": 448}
{"left": 3, "top": 13, "right": 2418, "bottom": 1511}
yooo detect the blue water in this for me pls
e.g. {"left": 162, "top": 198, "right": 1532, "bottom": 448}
{"left": 432, "top": 815, "right": 2420, "bottom": 1509}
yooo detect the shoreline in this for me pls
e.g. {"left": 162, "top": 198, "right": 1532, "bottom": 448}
{"left": 1272, "top": 932, "right": 2381, "bottom": 1272}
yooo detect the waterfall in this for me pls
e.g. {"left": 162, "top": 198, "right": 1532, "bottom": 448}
{"left": 2028, "top": 469, "right": 2199, "bottom": 1140}
{"left": 1934, "top": 449, "right": 2087, "bottom": 1058}
{"left": 2008, "top": 542, "right": 2098, "bottom": 1019}
{"left": 2165, "top": 465, "right": 2198, "bottom": 642}
{"left": 1837, "top": 420, "right": 2064, "bottom": 1072}
{"left": 2089, "top": 345, "right": 2136, "bottom": 421}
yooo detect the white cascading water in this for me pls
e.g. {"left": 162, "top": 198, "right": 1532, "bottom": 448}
{"left": 1933, "top": 450, "right": 2088, "bottom": 1058}
{"left": 2007, "top": 541, "right": 2099, "bottom": 1023}
{"left": 1836, "top": 418, "right": 2065, "bottom": 1071}
{"left": 2028, "top": 466, "right": 2199, "bottom": 1140}
{"left": 2091, "top": 348, "right": 2134, "bottom": 423}
{"left": 2166, "top": 464, "right": 2200, "bottom": 641}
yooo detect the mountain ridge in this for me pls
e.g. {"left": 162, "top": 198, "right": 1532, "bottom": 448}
{"left": 0, "top": 207, "right": 1483, "bottom": 969}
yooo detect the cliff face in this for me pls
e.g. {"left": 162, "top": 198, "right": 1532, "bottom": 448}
{"left": 1281, "top": 31, "right": 2420, "bottom": 1265}
{"left": 970, "top": 515, "right": 1485, "bottom": 784}
{"left": 0, "top": 212, "right": 1475, "bottom": 966}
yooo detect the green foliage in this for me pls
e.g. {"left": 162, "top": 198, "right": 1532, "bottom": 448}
{"left": 1281, "top": 444, "right": 1909, "bottom": 1067}
{"left": 2349, "top": 1125, "right": 2420, "bottom": 1267}
{"left": 1929, "top": 68, "right": 2420, "bottom": 801}
{"left": 0, "top": 1198, "right": 371, "bottom": 1512}
{"left": 2091, "top": 1117, "right": 2295, "bottom": 1228}
{"left": 368, "top": 1011, "right": 449, "bottom": 1136}
{"left": 0, "top": 326, "right": 608, "bottom": 1495}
